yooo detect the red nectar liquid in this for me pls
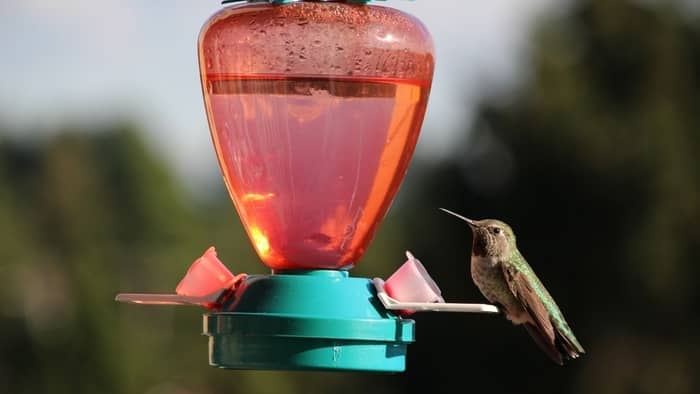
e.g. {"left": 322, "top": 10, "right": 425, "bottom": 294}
{"left": 204, "top": 75, "right": 429, "bottom": 269}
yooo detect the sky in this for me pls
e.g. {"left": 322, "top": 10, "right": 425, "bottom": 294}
{"left": 0, "top": 0, "right": 561, "bottom": 193}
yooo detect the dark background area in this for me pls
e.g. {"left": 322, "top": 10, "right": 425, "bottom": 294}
{"left": 1, "top": 0, "right": 699, "bottom": 393}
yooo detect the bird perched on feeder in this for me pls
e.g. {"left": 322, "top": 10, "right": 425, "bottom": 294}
{"left": 440, "top": 208, "right": 585, "bottom": 365}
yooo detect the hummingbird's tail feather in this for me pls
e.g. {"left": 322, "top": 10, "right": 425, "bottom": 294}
{"left": 523, "top": 322, "right": 564, "bottom": 365}
{"left": 554, "top": 320, "right": 585, "bottom": 359}
{"left": 525, "top": 316, "right": 585, "bottom": 364}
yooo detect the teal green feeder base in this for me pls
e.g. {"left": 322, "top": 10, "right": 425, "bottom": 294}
{"left": 203, "top": 270, "right": 415, "bottom": 372}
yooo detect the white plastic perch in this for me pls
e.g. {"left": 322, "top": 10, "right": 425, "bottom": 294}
{"left": 115, "top": 291, "right": 225, "bottom": 307}
{"left": 372, "top": 278, "right": 499, "bottom": 314}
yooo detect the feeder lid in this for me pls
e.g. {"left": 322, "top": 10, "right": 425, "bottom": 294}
{"left": 208, "top": 271, "right": 415, "bottom": 341}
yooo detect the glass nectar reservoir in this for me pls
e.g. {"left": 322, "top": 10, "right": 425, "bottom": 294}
{"left": 199, "top": 1, "right": 434, "bottom": 270}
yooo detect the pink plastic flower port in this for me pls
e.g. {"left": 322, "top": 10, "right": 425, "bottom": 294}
{"left": 383, "top": 251, "right": 444, "bottom": 315}
{"left": 116, "top": 247, "right": 246, "bottom": 310}
{"left": 176, "top": 247, "right": 237, "bottom": 297}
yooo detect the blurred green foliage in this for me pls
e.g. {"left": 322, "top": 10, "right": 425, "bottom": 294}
{"left": 1, "top": 0, "right": 699, "bottom": 393}
{"left": 397, "top": 1, "right": 700, "bottom": 393}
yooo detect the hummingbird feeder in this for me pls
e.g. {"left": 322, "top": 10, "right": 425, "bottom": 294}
{"left": 117, "top": 0, "right": 497, "bottom": 373}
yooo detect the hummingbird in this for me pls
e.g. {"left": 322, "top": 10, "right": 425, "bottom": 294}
{"left": 439, "top": 208, "right": 585, "bottom": 365}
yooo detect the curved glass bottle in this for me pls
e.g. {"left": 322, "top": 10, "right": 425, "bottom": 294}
{"left": 199, "top": 1, "right": 434, "bottom": 270}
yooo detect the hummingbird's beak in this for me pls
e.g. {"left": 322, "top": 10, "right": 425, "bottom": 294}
{"left": 439, "top": 208, "right": 476, "bottom": 227}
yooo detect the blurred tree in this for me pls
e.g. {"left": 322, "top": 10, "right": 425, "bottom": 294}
{"left": 0, "top": 124, "right": 201, "bottom": 393}
{"left": 397, "top": 0, "right": 699, "bottom": 393}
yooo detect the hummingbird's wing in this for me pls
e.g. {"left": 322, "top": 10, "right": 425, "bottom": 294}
{"left": 501, "top": 261, "right": 563, "bottom": 365}
{"left": 501, "top": 258, "right": 585, "bottom": 364}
